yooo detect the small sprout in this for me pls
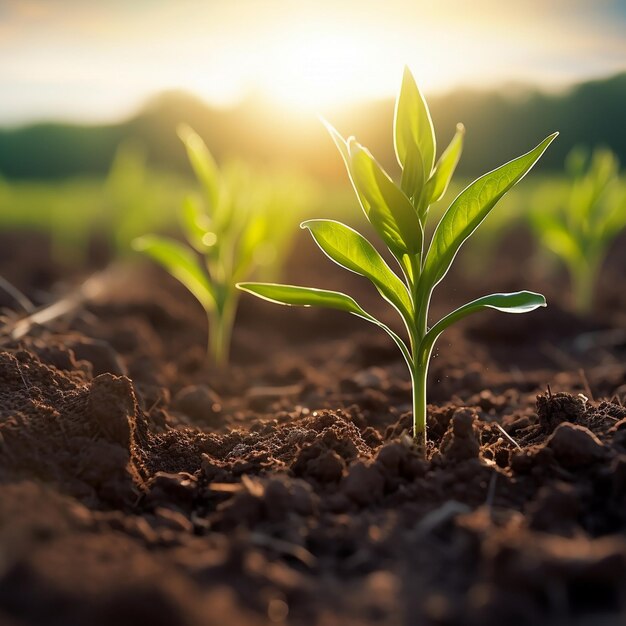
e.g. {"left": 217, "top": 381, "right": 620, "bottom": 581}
{"left": 238, "top": 67, "right": 556, "bottom": 448}
{"left": 531, "top": 147, "right": 626, "bottom": 315}
{"left": 133, "top": 125, "right": 277, "bottom": 368}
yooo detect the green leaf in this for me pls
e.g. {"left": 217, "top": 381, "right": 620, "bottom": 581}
{"left": 532, "top": 211, "right": 583, "bottom": 265}
{"left": 178, "top": 124, "right": 220, "bottom": 212}
{"left": 301, "top": 219, "right": 413, "bottom": 320}
{"left": 236, "top": 282, "right": 371, "bottom": 317}
{"left": 421, "top": 132, "right": 558, "bottom": 294}
{"left": 233, "top": 213, "right": 268, "bottom": 281}
{"left": 322, "top": 120, "right": 422, "bottom": 258}
{"left": 349, "top": 139, "right": 423, "bottom": 257}
{"left": 132, "top": 235, "right": 215, "bottom": 310}
{"left": 180, "top": 194, "right": 215, "bottom": 253}
{"left": 461, "top": 290, "right": 547, "bottom": 315}
{"left": 394, "top": 66, "right": 436, "bottom": 177}
{"left": 237, "top": 282, "right": 413, "bottom": 369}
{"left": 400, "top": 141, "right": 425, "bottom": 207}
{"left": 425, "top": 123, "right": 465, "bottom": 204}
{"left": 420, "top": 291, "right": 546, "bottom": 358}
{"left": 321, "top": 117, "right": 351, "bottom": 169}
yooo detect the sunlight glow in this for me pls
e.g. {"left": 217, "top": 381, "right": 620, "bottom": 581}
{"left": 1, "top": 0, "right": 624, "bottom": 123}
{"left": 249, "top": 25, "right": 382, "bottom": 110}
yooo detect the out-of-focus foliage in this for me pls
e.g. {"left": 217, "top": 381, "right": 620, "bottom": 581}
{"left": 530, "top": 147, "right": 626, "bottom": 314}
{"left": 134, "top": 126, "right": 312, "bottom": 367}
{"left": 0, "top": 141, "right": 316, "bottom": 272}
{"left": 0, "top": 145, "right": 184, "bottom": 266}
{"left": 102, "top": 142, "right": 182, "bottom": 254}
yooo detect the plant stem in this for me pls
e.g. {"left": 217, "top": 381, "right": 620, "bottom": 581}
{"left": 411, "top": 361, "right": 428, "bottom": 451}
{"left": 409, "top": 277, "right": 432, "bottom": 448}
{"left": 208, "top": 294, "right": 237, "bottom": 369}
{"left": 572, "top": 263, "right": 595, "bottom": 316}
{"left": 411, "top": 319, "right": 439, "bottom": 450}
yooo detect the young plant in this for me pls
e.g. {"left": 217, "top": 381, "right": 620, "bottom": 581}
{"left": 238, "top": 68, "right": 556, "bottom": 447}
{"left": 133, "top": 125, "right": 277, "bottom": 368}
{"left": 530, "top": 147, "right": 625, "bottom": 315}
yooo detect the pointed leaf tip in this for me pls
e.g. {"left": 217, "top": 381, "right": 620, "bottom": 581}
{"left": 422, "top": 132, "right": 559, "bottom": 293}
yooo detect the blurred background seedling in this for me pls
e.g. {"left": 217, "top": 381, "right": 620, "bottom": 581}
{"left": 133, "top": 125, "right": 306, "bottom": 368}
{"left": 530, "top": 147, "right": 626, "bottom": 315}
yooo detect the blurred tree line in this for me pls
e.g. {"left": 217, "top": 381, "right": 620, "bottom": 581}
{"left": 0, "top": 72, "right": 624, "bottom": 181}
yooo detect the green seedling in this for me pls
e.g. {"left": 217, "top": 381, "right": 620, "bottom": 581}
{"left": 238, "top": 68, "right": 556, "bottom": 447}
{"left": 133, "top": 125, "right": 276, "bottom": 368}
{"left": 531, "top": 147, "right": 625, "bottom": 315}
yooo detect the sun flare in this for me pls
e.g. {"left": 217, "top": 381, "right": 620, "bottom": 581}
{"left": 249, "top": 25, "right": 383, "bottom": 111}
{"left": 187, "top": 20, "right": 409, "bottom": 113}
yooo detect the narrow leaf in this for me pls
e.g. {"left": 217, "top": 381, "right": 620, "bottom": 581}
{"left": 233, "top": 213, "right": 268, "bottom": 281}
{"left": 321, "top": 117, "right": 351, "bottom": 168}
{"left": 425, "top": 123, "right": 465, "bottom": 204}
{"left": 178, "top": 124, "right": 220, "bottom": 212}
{"left": 236, "top": 283, "right": 369, "bottom": 317}
{"left": 394, "top": 67, "right": 436, "bottom": 177}
{"left": 400, "top": 140, "right": 425, "bottom": 206}
{"left": 422, "top": 132, "right": 558, "bottom": 293}
{"left": 237, "top": 282, "right": 413, "bottom": 369}
{"left": 421, "top": 291, "right": 546, "bottom": 358}
{"left": 180, "top": 194, "right": 214, "bottom": 253}
{"left": 132, "top": 235, "right": 215, "bottom": 310}
{"left": 301, "top": 219, "right": 413, "bottom": 320}
{"left": 349, "top": 139, "right": 422, "bottom": 257}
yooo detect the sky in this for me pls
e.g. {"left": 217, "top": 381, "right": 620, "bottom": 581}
{"left": 0, "top": 0, "right": 625, "bottom": 124}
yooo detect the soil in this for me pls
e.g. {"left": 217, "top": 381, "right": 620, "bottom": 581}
{"left": 0, "top": 228, "right": 625, "bottom": 626}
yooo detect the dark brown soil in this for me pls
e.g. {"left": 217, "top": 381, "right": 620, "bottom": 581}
{"left": 1, "top": 229, "right": 625, "bottom": 626}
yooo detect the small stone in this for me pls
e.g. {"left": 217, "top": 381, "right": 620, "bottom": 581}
{"left": 376, "top": 442, "right": 406, "bottom": 472}
{"left": 527, "top": 483, "right": 580, "bottom": 533}
{"left": 201, "top": 454, "right": 228, "bottom": 482}
{"left": 350, "top": 367, "right": 386, "bottom": 390}
{"left": 440, "top": 408, "right": 480, "bottom": 462}
{"left": 547, "top": 422, "right": 605, "bottom": 469}
{"left": 342, "top": 462, "right": 385, "bottom": 506}
{"left": 172, "top": 385, "right": 222, "bottom": 424}
{"left": 536, "top": 391, "right": 586, "bottom": 432}
{"left": 306, "top": 449, "right": 345, "bottom": 483}
{"left": 87, "top": 374, "right": 137, "bottom": 446}
{"left": 145, "top": 472, "right": 197, "bottom": 510}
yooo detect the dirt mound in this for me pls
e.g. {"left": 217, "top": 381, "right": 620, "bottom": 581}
{"left": 0, "top": 349, "right": 148, "bottom": 505}
{"left": 1, "top": 247, "right": 625, "bottom": 625}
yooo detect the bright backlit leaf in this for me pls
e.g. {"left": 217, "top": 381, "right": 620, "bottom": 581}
{"left": 349, "top": 139, "right": 422, "bottom": 257}
{"left": 237, "top": 282, "right": 369, "bottom": 318}
{"left": 420, "top": 291, "right": 547, "bottom": 362}
{"left": 301, "top": 219, "right": 413, "bottom": 321}
{"left": 394, "top": 66, "right": 436, "bottom": 178}
{"left": 422, "top": 132, "right": 558, "bottom": 293}
{"left": 425, "top": 123, "right": 465, "bottom": 204}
